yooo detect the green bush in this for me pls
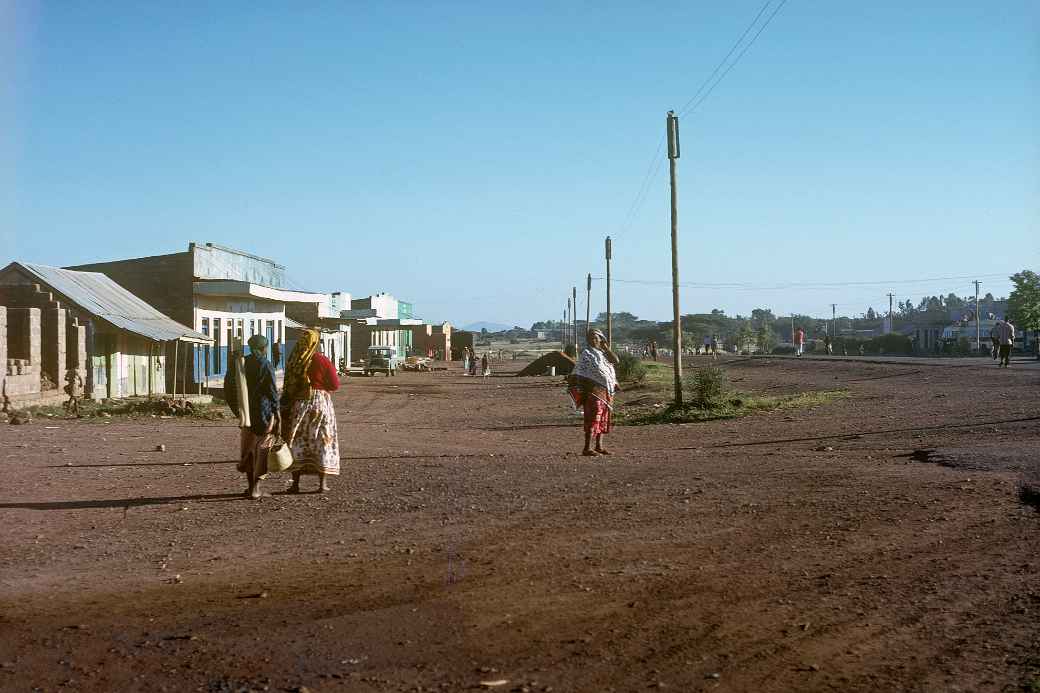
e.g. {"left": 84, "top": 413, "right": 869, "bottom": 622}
{"left": 616, "top": 352, "right": 647, "bottom": 383}
{"left": 772, "top": 345, "right": 796, "bottom": 355}
{"left": 564, "top": 344, "right": 576, "bottom": 358}
{"left": 866, "top": 333, "right": 913, "bottom": 355}
{"left": 686, "top": 366, "right": 729, "bottom": 408}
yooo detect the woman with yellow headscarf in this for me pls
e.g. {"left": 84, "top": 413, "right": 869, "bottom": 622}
{"left": 281, "top": 329, "right": 341, "bottom": 493}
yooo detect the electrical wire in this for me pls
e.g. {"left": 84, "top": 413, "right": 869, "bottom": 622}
{"left": 590, "top": 272, "right": 1013, "bottom": 291}
{"left": 613, "top": 1, "right": 789, "bottom": 242}
{"left": 680, "top": 0, "right": 789, "bottom": 118}
{"left": 678, "top": 0, "right": 775, "bottom": 116}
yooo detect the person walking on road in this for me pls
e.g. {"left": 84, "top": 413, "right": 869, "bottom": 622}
{"left": 989, "top": 323, "right": 1001, "bottom": 360}
{"left": 795, "top": 328, "right": 805, "bottom": 356}
{"left": 568, "top": 329, "right": 620, "bottom": 457}
{"left": 824, "top": 334, "right": 833, "bottom": 355}
{"left": 282, "top": 329, "right": 341, "bottom": 493}
{"left": 993, "top": 317, "right": 1015, "bottom": 368}
{"left": 481, "top": 352, "right": 491, "bottom": 380}
{"left": 224, "top": 334, "right": 280, "bottom": 499}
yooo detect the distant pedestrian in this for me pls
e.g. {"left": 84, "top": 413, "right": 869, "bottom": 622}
{"left": 63, "top": 369, "right": 84, "bottom": 416}
{"left": 703, "top": 335, "right": 711, "bottom": 355}
{"left": 711, "top": 335, "right": 719, "bottom": 359}
{"left": 650, "top": 340, "right": 658, "bottom": 361}
{"left": 858, "top": 344, "right": 865, "bottom": 356}
{"left": 481, "top": 352, "right": 491, "bottom": 380}
{"left": 841, "top": 342, "right": 847, "bottom": 357}
{"left": 224, "top": 334, "right": 280, "bottom": 499}
{"left": 993, "top": 317, "right": 1015, "bottom": 368}
{"left": 568, "top": 329, "right": 619, "bottom": 457}
{"left": 824, "top": 334, "right": 833, "bottom": 355}
{"left": 462, "top": 347, "right": 472, "bottom": 374}
{"left": 795, "top": 328, "right": 805, "bottom": 356}
{"left": 989, "top": 324, "right": 1000, "bottom": 360}
{"left": 282, "top": 329, "right": 341, "bottom": 494}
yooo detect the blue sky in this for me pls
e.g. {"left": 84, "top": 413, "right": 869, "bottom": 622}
{"left": 3, "top": 1, "right": 1037, "bottom": 327}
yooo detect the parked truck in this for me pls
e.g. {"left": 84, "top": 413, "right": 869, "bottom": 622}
{"left": 364, "top": 345, "right": 400, "bottom": 376}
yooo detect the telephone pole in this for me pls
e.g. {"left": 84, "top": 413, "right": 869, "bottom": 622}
{"left": 585, "top": 273, "right": 592, "bottom": 336}
{"left": 605, "top": 236, "right": 613, "bottom": 345}
{"left": 666, "top": 111, "right": 683, "bottom": 405}
{"left": 887, "top": 293, "right": 895, "bottom": 334}
{"left": 572, "top": 286, "right": 578, "bottom": 352}
{"left": 565, "top": 299, "right": 571, "bottom": 352}
{"left": 973, "top": 280, "right": 981, "bottom": 353}
{"left": 831, "top": 303, "right": 837, "bottom": 337}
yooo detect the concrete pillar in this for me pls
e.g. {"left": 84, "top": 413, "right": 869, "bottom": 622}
{"left": 42, "top": 307, "right": 66, "bottom": 390}
{"left": 67, "top": 318, "right": 87, "bottom": 382}
{"left": 8, "top": 308, "right": 42, "bottom": 374}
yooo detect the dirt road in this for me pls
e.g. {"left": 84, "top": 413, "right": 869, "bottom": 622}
{"left": 1, "top": 357, "right": 1038, "bottom": 692}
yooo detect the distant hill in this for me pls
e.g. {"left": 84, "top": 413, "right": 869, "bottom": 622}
{"left": 461, "top": 321, "right": 514, "bottom": 334}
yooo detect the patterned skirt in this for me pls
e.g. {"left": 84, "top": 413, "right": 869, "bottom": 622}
{"left": 583, "top": 396, "right": 612, "bottom": 436}
{"left": 285, "top": 389, "right": 340, "bottom": 476}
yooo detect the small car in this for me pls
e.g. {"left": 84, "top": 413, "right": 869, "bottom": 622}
{"left": 364, "top": 346, "right": 399, "bottom": 376}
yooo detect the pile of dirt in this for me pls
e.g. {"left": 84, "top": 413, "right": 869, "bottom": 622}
{"left": 516, "top": 350, "right": 575, "bottom": 376}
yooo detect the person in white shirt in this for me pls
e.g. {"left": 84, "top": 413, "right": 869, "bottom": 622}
{"left": 993, "top": 317, "right": 1015, "bottom": 368}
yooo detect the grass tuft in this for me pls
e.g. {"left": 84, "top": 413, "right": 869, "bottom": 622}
{"left": 619, "top": 389, "right": 849, "bottom": 426}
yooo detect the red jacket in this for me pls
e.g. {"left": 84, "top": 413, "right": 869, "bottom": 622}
{"left": 308, "top": 353, "right": 340, "bottom": 391}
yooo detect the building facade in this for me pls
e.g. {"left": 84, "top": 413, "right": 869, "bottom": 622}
{"left": 0, "top": 263, "right": 208, "bottom": 405}
{"left": 67, "top": 243, "right": 329, "bottom": 389}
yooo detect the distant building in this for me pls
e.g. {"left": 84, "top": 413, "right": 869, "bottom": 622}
{"left": 67, "top": 242, "right": 330, "bottom": 390}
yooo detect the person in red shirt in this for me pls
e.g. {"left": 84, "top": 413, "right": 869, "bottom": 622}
{"left": 281, "top": 329, "right": 341, "bottom": 493}
{"left": 795, "top": 327, "right": 805, "bottom": 356}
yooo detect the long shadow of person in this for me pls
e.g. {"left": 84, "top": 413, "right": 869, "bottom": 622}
{"left": 0, "top": 492, "right": 246, "bottom": 511}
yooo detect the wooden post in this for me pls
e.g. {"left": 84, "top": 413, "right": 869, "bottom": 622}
{"left": 586, "top": 273, "right": 592, "bottom": 337}
{"left": 172, "top": 340, "right": 179, "bottom": 399}
{"left": 666, "top": 110, "right": 683, "bottom": 405}
{"left": 572, "top": 286, "right": 578, "bottom": 352}
{"left": 606, "top": 236, "right": 612, "bottom": 346}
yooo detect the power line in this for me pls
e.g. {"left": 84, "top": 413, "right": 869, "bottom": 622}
{"left": 614, "top": 1, "right": 787, "bottom": 240}
{"left": 589, "top": 272, "right": 1013, "bottom": 291}
{"left": 678, "top": 0, "right": 775, "bottom": 116}
{"left": 680, "top": 0, "right": 790, "bottom": 118}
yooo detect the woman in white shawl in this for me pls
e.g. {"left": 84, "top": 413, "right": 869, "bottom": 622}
{"left": 568, "top": 328, "right": 620, "bottom": 456}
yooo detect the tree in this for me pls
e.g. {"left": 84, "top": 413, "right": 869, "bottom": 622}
{"left": 866, "top": 307, "right": 877, "bottom": 321}
{"left": 1008, "top": 270, "right": 1040, "bottom": 334}
{"left": 756, "top": 323, "right": 777, "bottom": 353}
{"left": 750, "top": 308, "right": 776, "bottom": 327}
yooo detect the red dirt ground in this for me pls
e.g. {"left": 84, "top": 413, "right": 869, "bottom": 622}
{"left": 1, "top": 357, "right": 1038, "bottom": 692}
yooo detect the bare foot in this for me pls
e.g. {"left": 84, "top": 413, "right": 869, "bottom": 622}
{"left": 319, "top": 482, "right": 330, "bottom": 493}
{"left": 595, "top": 448, "right": 612, "bottom": 456}
{"left": 249, "top": 485, "right": 261, "bottom": 500}
{"left": 581, "top": 449, "right": 599, "bottom": 457}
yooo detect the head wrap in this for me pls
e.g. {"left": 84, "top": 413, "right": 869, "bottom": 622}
{"left": 587, "top": 328, "right": 607, "bottom": 345}
{"left": 247, "top": 334, "right": 269, "bottom": 354}
{"left": 283, "top": 329, "right": 319, "bottom": 401}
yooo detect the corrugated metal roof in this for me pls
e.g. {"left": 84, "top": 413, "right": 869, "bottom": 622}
{"left": 14, "top": 263, "right": 211, "bottom": 343}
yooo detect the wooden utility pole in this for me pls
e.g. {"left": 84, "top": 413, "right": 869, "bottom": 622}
{"left": 666, "top": 110, "right": 683, "bottom": 405}
{"left": 973, "top": 280, "right": 981, "bottom": 353}
{"left": 586, "top": 273, "right": 592, "bottom": 336}
{"left": 887, "top": 293, "right": 895, "bottom": 334}
{"left": 566, "top": 299, "right": 571, "bottom": 352}
{"left": 605, "top": 236, "right": 613, "bottom": 345}
{"left": 572, "top": 286, "right": 578, "bottom": 352}
{"left": 562, "top": 307, "right": 567, "bottom": 350}
{"left": 831, "top": 303, "right": 837, "bottom": 337}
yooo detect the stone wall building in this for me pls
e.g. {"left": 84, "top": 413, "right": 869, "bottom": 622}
{"left": 0, "top": 263, "right": 208, "bottom": 407}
